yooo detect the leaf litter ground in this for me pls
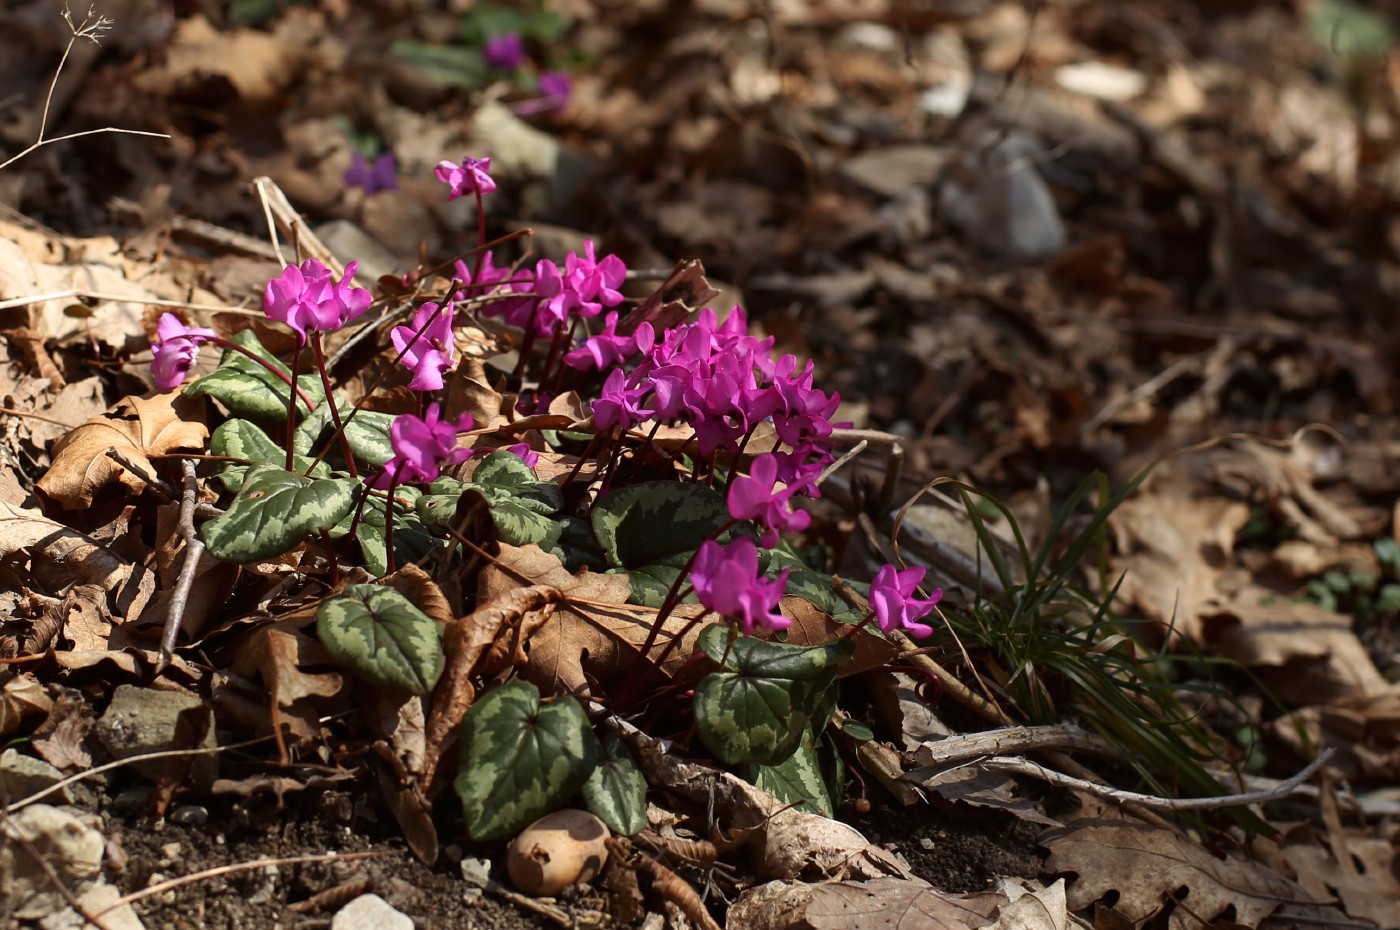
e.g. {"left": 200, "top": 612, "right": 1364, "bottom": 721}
{"left": 3, "top": 1, "right": 1400, "bottom": 929}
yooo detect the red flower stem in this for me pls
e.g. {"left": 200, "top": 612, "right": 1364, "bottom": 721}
{"left": 610, "top": 607, "right": 711, "bottom": 715}
{"left": 384, "top": 468, "right": 401, "bottom": 576}
{"left": 303, "top": 296, "right": 454, "bottom": 476}
{"left": 840, "top": 611, "right": 878, "bottom": 638}
{"left": 538, "top": 315, "right": 573, "bottom": 390}
{"left": 209, "top": 337, "right": 315, "bottom": 411}
{"left": 347, "top": 482, "right": 370, "bottom": 545}
{"left": 285, "top": 347, "right": 300, "bottom": 470}
{"left": 561, "top": 430, "right": 606, "bottom": 491}
{"left": 472, "top": 189, "right": 486, "bottom": 284}
{"left": 627, "top": 518, "right": 738, "bottom": 680}
{"left": 319, "top": 529, "right": 340, "bottom": 587}
{"left": 311, "top": 334, "right": 357, "bottom": 479}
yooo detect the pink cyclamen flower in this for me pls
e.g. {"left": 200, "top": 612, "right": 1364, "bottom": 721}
{"left": 371, "top": 405, "right": 475, "bottom": 489}
{"left": 690, "top": 537, "right": 790, "bottom": 636}
{"left": 344, "top": 151, "right": 397, "bottom": 195}
{"left": 506, "top": 443, "right": 539, "bottom": 468}
{"left": 564, "top": 313, "right": 653, "bottom": 371}
{"left": 150, "top": 313, "right": 216, "bottom": 390}
{"left": 591, "top": 368, "right": 655, "bottom": 433}
{"left": 517, "top": 70, "right": 572, "bottom": 116}
{"left": 869, "top": 564, "right": 942, "bottom": 639}
{"left": 264, "top": 259, "right": 372, "bottom": 346}
{"left": 390, "top": 301, "right": 456, "bottom": 392}
{"left": 727, "top": 452, "right": 813, "bottom": 547}
{"left": 435, "top": 156, "right": 496, "bottom": 200}
{"left": 483, "top": 32, "right": 524, "bottom": 70}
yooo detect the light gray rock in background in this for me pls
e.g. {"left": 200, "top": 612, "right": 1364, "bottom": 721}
{"left": 0, "top": 804, "right": 104, "bottom": 919}
{"left": 315, "top": 220, "right": 401, "bottom": 284}
{"left": 840, "top": 145, "right": 950, "bottom": 200}
{"left": 0, "top": 748, "right": 72, "bottom": 806}
{"left": 333, "top": 893, "right": 415, "bottom": 930}
{"left": 941, "top": 133, "right": 1066, "bottom": 260}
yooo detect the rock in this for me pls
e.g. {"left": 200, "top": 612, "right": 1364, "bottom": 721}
{"left": 1055, "top": 61, "right": 1148, "bottom": 101}
{"left": 169, "top": 804, "right": 209, "bottom": 826}
{"left": 941, "top": 133, "right": 1065, "bottom": 259}
{"left": 93, "top": 685, "right": 217, "bottom": 789}
{"left": 332, "top": 893, "right": 414, "bottom": 930}
{"left": 314, "top": 220, "right": 401, "bottom": 284}
{"left": 0, "top": 748, "right": 72, "bottom": 806}
{"left": 840, "top": 145, "right": 950, "bottom": 199}
{"left": 0, "top": 804, "right": 104, "bottom": 919}
{"left": 37, "top": 882, "right": 146, "bottom": 930}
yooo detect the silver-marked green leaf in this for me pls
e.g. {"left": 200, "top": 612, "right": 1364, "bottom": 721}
{"left": 590, "top": 481, "right": 729, "bottom": 570}
{"left": 492, "top": 500, "right": 564, "bottom": 549}
{"left": 202, "top": 461, "right": 357, "bottom": 564}
{"left": 552, "top": 514, "right": 606, "bottom": 573}
{"left": 211, "top": 419, "right": 328, "bottom": 491}
{"left": 692, "top": 624, "right": 854, "bottom": 765}
{"left": 455, "top": 680, "right": 600, "bottom": 841}
{"left": 183, "top": 328, "right": 322, "bottom": 422}
{"left": 742, "top": 728, "right": 833, "bottom": 817}
{"left": 582, "top": 733, "right": 647, "bottom": 836}
{"left": 333, "top": 486, "right": 436, "bottom": 577}
{"left": 293, "top": 395, "right": 396, "bottom": 468}
{"left": 317, "top": 585, "right": 444, "bottom": 693}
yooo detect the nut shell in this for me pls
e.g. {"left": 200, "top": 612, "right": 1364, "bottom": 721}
{"left": 507, "top": 809, "right": 610, "bottom": 897}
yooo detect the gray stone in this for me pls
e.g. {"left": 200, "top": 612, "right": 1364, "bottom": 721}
{"left": 0, "top": 748, "right": 73, "bottom": 806}
{"left": 332, "top": 893, "right": 414, "bottom": 930}
{"left": 93, "top": 685, "right": 217, "bottom": 789}
{"left": 840, "top": 145, "right": 950, "bottom": 199}
{"left": 0, "top": 804, "right": 104, "bottom": 919}
{"left": 314, "top": 220, "right": 400, "bottom": 283}
{"left": 38, "top": 882, "right": 146, "bottom": 930}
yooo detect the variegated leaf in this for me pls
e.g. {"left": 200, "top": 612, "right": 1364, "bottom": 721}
{"left": 183, "top": 328, "right": 322, "bottom": 422}
{"left": 590, "top": 480, "right": 728, "bottom": 569}
{"left": 316, "top": 585, "right": 444, "bottom": 694}
{"left": 455, "top": 680, "right": 600, "bottom": 841}
{"left": 692, "top": 623, "right": 854, "bottom": 765}
{"left": 201, "top": 461, "right": 357, "bottom": 564}
{"left": 293, "top": 395, "right": 396, "bottom": 468}
{"left": 582, "top": 733, "right": 647, "bottom": 836}
{"left": 742, "top": 728, "right": 834, "bottom": 816}
{"left": 211, "top": 419, "right": 328, "bottom": 491}
{"left": 333, "top": 486, "right": 436, "bottom": 577}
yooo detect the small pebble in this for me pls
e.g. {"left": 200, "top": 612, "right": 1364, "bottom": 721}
{"left": 170, "top": 805, "right": 208, "bottom": 826}
{"left": 332, "top": 893, "right": 414, "bottom": 930}
{"left": 919, "top": 837, "right": 935, "bottom": 850}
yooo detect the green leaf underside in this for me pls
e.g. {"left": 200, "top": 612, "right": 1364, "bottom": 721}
{"left": 582, "top": 733, "right": 648, "bottom": 836}
{"left": 202, "top": 461, "right": 357, "bottom": 564}
{"left": 211, "top": 419, "right": 328, "bottom": 491}
{"left": 316, "top": 585, "right": 445, "bottom": 694}
{"left": 591, "top": 481, "right": 729, "bottom": 570}
{"left": 183, "top": 328, "right": 322, "bottom": 423}
{"left": 692, "top": 624, "right": 854, "bottom": 766}
{"left": 742, "top": 729, "right": 833, "bottom": 817}
{"left": 456, "top": 680, "right": 600, "bottom": 841}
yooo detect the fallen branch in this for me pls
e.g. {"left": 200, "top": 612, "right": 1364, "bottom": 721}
{"left": 157, "top": 459, "right": 205, "bottom": 671}
{"left": 905, "top": 722, "right": 1119, "bottom": 773}
{"left": 979, "top": 748, "right": 1335, "bottom": 812}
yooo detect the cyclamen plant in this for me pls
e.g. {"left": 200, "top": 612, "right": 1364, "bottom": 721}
{"left": 155, "top": 154, "right": 946, "bottom": 840}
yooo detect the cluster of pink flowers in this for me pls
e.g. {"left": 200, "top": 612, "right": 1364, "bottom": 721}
{"left": 264, "top": 259, "right": 373, "bottom": 347}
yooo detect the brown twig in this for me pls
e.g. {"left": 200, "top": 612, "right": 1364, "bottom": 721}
{"left": 0, "top": 406, "right": 77, "bottom": 429}
{"left": 608, "top": 839, "right": 723, "bottom": 930}
{"left": 157, "top": 460, "right": 204, "bottom": 672}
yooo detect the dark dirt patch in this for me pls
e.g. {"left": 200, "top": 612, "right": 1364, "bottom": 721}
{"left": 845, "top": 801, "right": 1046, "bottom": 895}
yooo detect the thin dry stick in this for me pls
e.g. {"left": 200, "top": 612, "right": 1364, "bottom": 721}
{"left": 0, "top": 406, "right": 77, "bottom": 429}
{"left": 904, "top": 722, "right": 1119, "bottom": 770}
{"left": 6, "top": 735, "right": 275, "bottom": 813}
{"left": 981, "top": 748, "right": 1335, "bottom": 812}
{"left": 157, "top": 460, "right": 204, "bottom": 672}
{"left": 816, "top": 439, "right": 866, "bottom": 485}
{"left": 251, "top": 176, "right": 340, "bottom": 275}
{"left": 0, "top": 6, "right": 170, "bottom": 174}
{"left": 0, "top": 289, "right": 262, "bottom": 316}
{"left": 92, "top": 851, "right": 397, "bottom": 918}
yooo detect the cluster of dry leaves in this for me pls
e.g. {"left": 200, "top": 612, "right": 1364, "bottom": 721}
{"left": 3, "top": 0, "right": 1400, "bottom": 928}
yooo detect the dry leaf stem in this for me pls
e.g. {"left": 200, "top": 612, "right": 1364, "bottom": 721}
{"left": 158, "top": 459, "right": 205, "bottom": 671}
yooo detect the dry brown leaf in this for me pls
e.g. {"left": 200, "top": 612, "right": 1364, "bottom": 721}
{"left": 30, "top": 689, "right": 93, "bottom": 772}
{"left": 447, "top": 356, "right": 504, "bottom": 425}
{"left": 37, "top": 392, "right": 208, "bottom": 509}
{"left": 379, "top": 563, "right": 454, "bottom": 628}
{"left": 1108, "top": 472, "right": 1249, "bottom": 643}
{"left": 1042, "top": 818, "right": 1323, "bottom": 928}
{"left": 135, "top": 14, "right": 305, "bottom": 100}
{"left": 0, "top": 674, "right": 53, "bottom": 737}
{"left": 781, "top": 596, "right": 897, "bottom": 677}
{"left": 986, "top": 879, "right": 1068, "bottom": 930}
{"left": 729, "top": 877, "right": 1005, "bottom": 930}
{"left": 913, "top": 765, "right": 1060, "bottom": 827}
{"left": 231, "top": 619, "right": 346, "bottom": 761}
{"left": 1203, "top": 583, "right": 1393, "bottom": 704}
{"left": 0, "top": 500, "right": 130, "bottom": 593}
{"left": 1281, "top": 838, "right": 1400, "bottom": 928}
{"left": 57, "top": 584, "right": 111, "bottom": 652}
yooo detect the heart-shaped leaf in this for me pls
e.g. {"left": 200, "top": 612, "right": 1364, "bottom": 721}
{"left": 336, "top": 486, "right": 436, "bottom": 577}
{"left": 582, "top": 733, "right": 647, "bottom": 836}
{"left": 293, "top": 396, "right": 396, "bottom": 468}
{"left": 202, "top": 461, "right": 358, "bottom": 564}
{"left": 455, "top": 680, "right": 600, "bottom": 841}
{"left": 692, "top": 624, "right": 854, "bottom": 765}
{"left": 211, "top": 419, "right": 329, "bottom": 491}
{"left": 316, "top": 585, "right": 445, "bottom": 694}
{"left": 591, "top": 481, "right": 728, "bottom": 570}
{"left": 184, "top": 328, "right": 322, "bottom": 423}
{"left": 741, "top": 729, "right": 835, "bottom": 817}
{"left": 492, "top": 500, "right": 564, "bottom": 549}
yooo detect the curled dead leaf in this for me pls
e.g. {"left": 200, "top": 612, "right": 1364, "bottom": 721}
{"left": 37, "top": 392, "right": 208, "bottom": 509}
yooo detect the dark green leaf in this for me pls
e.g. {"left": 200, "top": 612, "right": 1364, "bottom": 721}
{"left": 202, "top": 462, "right": 357, "bottom": 564}
{"left": 741, "top": 729, "right": 833, "bottom": 816}
{"left": 317, "top": 585, "right": 444, "bottom": 694}
{"left": 455, "top": 681, "right": 600, "bottom": 841}
{"left": 183, "top": 328, "right": 322, "bottom": 423}
{"left": 552, "top": 514, "right": 607, "bottom": 573}
{"left": 337, "top": 487, "right": 436, "bottom": 577}
{"left": 692, "top": 624, "right": 854, "bottom": 765}
{"left": 492, "top": 500, "right": 564, "bottom": 549}
{"left": 591, "top": 481, "right": 729, "bottom": 570}
{"left": 392, "top": 40, "right": 487, "bottom": 89}
{"left": 582, "top": 733, "right": 647, "bottom": 836}
{"left": 293, "top": 397, "right": 396, "bottom": 468}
